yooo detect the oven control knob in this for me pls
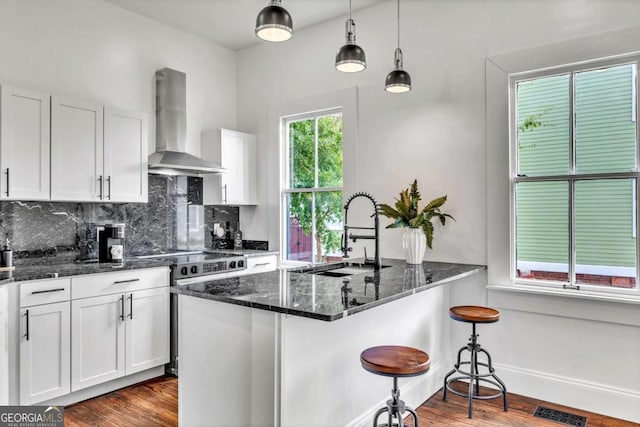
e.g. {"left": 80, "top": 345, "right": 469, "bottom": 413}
{"left": 230, "top": 261, "right": 237, "bottom": 269}
{"left": 238, "top": 260, "right": 244, "bottom": 268}
{"left": 181, "top": 267, "right": 188, "bottom": 276}
{"left": 191, "top": 265, "right": 198, "bottom": 274}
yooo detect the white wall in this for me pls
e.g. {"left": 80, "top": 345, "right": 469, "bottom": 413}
{"left": 237, "top": 0, "right": 640, "bottom": 422}
{"left": 237, "top": 0, "right": 640, "bottom": 264}
{"left": 0, "top": 0, "right": 237, "bottom": 157}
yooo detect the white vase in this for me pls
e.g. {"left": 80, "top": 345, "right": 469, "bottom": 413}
{"left": 402, "top": 228, "right": 426, "bottom": 264}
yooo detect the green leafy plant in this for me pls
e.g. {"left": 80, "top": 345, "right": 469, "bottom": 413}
{"left": 378, "top": 179, "right": 454, "bottom": 249}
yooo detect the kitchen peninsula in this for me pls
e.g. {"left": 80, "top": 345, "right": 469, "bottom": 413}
{"left": 173, "top": 259, "right": 485, "bottom": 427}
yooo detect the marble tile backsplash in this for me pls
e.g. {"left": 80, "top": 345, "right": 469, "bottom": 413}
{"left": 0, "top": 175, "right": 201, "bottom": 262}
{"left": 0, "top": 174, "right": 267, "bottom": 264}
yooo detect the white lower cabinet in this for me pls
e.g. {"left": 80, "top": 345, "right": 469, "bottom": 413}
{"left": 71, "top": 293, "right": 125, "bottom": 391}
{"left": 0, "top": 286, "right": 9, "bottom": 405}
{"left": 125, "top": 288, "right": 169, "bottom": 375}
{"left": 17, "top": 267, "right": 169, "bottom": 404}
{"left": 71, "top": 287, "right": 169, "bottom": 392}
{"left": 19, "top": 301, "right": 71, "bottom": 405}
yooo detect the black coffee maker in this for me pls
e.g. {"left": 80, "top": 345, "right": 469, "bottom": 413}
{"left": 98, "top": 223, "right": 126, "bottom": 263}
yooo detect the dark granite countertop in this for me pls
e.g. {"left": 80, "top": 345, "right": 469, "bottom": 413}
{"left": 171, "top": 258, "right": 486, "bottom": 321}
{"left": 0, "top": 256, "right": 172, "bottom": 283}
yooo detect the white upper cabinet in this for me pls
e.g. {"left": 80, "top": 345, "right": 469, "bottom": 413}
{"left": 0, "top": 84, "right": 149, "bottom": 203}
{"left": 202, "top": 128, "right": 257, "bottom": 205}
{"left": 51, "top": 96, "right": 104, "bottom": 201}
{"left": 104, "top": 107, "right": 148, "bottom": 203}
{"left": 0, "top": 86, "right": 51, "bottom": 200}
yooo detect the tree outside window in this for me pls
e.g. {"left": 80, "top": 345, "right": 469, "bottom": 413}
{"left": 284, "top": 111, "right": 344, "bottom": 263}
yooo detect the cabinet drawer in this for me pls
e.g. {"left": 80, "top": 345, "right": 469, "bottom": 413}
{"left": 20, "top": 278, "right": 71, "bottom": 307}
{"left": 246, "top": 255, "right": 277, "bottom": 274}
{"left": 71, "top": 267, "right": 169, "bottom": 300}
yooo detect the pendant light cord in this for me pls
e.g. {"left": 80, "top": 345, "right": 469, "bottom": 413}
{"left": 349, "top": 0, "right": 352, "bottom": 20}
{"left": 397, "top": 0, "right": 400, "bottom": 49}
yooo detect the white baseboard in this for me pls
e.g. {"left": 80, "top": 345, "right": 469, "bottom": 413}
{"left": 36, "top": 366, "right": 166, "bottom": 407}
{"left": 494, "top": 363, "right": 640, "bottom": 424}
{"left": 347, "top": 362, "right": 447, "bottom": 427}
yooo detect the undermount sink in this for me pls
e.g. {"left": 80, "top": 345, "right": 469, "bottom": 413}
{"left": 297, "top": 262, "right": 391, "bottom": 277}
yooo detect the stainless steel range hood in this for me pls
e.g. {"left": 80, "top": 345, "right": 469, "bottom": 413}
{"left": 148, "top": 68, "right": 225, "bottom": 175}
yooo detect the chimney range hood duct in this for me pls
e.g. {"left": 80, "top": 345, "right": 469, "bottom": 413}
{"left": 148, "top": 68, "right": 225, "bottom": 175}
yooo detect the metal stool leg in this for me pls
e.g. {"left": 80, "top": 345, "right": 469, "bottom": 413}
{"left": 468, "top": 344, "right": 475, "bottom": 418}
{"left": 479, "top": 347, "right": 508, "bottom": 412}
{"left": 495, "top": 373, "right": 508, "bottom": 412}
{"left": 406, "top": 407, "right": 419, "bottom": 427}
{"left": 474, "top": 346, "right": 480, "bottom": 395}
{"left": 442, "top": 368, "right": 455, "bottom": 401}
{"left": 372, "top": 407, "right": 388, "bottom": 427}
{"left": 444, "top": 322, "right": 508, "bottom": 419}
{"left": 443, "top": 345, "right": 466, "bottom": 401}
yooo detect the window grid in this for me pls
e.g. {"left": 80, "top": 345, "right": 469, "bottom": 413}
{"left": 511, "top": 56, "right": 640, "bottom": 295}
{"left": 282, "top": 108, "right": 343, "bottom": 264}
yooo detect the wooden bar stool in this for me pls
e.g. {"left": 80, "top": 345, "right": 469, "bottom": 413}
{"left": 361, "top": 345, "right": 430, "bottom": 427}
{"left": 443, "top": 305, "right": 508, "bottom": 418}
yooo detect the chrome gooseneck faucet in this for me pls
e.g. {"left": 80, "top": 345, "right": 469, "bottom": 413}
{"left": 341, "top": 192, "right": 381, "bottom": 270}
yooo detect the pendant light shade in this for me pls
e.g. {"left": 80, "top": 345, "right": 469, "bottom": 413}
{"left": 255, "top": 0, "right": 293, "bottom": 42}
{"left": 335, "top": 1, "right": 366, "bottom": 73}
{"left": 385, "top": 0, "right": 411, "bottom": 93}
{"left": 385, "top": 48, "right": 411, "bottom": 93}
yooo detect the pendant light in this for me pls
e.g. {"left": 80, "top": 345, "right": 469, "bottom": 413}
{"left": 255, "top": 0, "right": 293, "bottom": 42}
{"left": 335, "top": 0, "right": 366, "bottom": 73}
{"left": 385, "top": 0, "right": 411, "bottom": 93}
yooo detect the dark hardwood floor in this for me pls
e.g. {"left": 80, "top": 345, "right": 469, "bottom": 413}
{"left": 64, "top": 376, "right": 177, "bottom": 427}
{"left": 64, "top": 376, "right": 637, "bottom": 426}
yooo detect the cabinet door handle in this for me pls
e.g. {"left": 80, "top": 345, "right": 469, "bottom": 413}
{"left": 98, "top": 175, "right": 103, "bottom": 200}
{"left": 223, "top": 184, "right": 228, "bottom": 204}
{"left": 31, "top": 288, "right": 65, "bottom": 295}
{"left": 253, "top": 262, "right": 271, "bottom": 267}
{"left": 24, "top": 309, "right": 29, "bottom": 341}
{"left": 106, "top": 175, "right": 112, "bottom": 200}
{"left": 113, "top": 278, "right": 140, "bottom": 285}
{"left": 5, "top": 168, "right": 9, "bottom": 197}
{"left": 119, "top": 295, "right": 125, "bottom": 321}
{"left": 128, "top": 293, "right": 133, "bottom": 319}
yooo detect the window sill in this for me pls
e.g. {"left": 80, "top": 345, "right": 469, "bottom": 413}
{"left": 488, "top": 283, "right": 640, "bottom": 305}
{"left": 487, "top": 284, "right": 640, "bottom": 326}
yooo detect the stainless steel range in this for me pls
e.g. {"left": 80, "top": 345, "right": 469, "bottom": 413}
{"left": 137, "top": 250, "right": 248, "bottom": 375}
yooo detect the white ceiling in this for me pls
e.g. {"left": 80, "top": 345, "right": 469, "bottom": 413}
{"left": 104, "top": 0, "right": 386, "bottom": 51}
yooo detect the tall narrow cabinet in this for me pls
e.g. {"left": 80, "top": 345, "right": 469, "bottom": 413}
{"left": 202, "top": 129, "right": 257, "bottom": 205}
{"left": 0, "top": 86, "right": 51, "bottom": 200}
{"left": 104, "top": 107, "right": 148, "bottom": 203}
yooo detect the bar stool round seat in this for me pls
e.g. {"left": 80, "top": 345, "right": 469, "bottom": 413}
{"left": 443, "top": 305, "right": 508, "bottom": 418}
{"left": 361, "top": 345, "right": 430, "bottom": 377}
{"left": 449, "top": 305, "right": 500, "bottom": 323}
{"left": 361, "top": 345, "right": 430, "bottom": 427}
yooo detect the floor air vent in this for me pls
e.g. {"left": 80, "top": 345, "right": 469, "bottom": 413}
{"left": 533, "top": 406, "right": 587, "bottom": 426}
